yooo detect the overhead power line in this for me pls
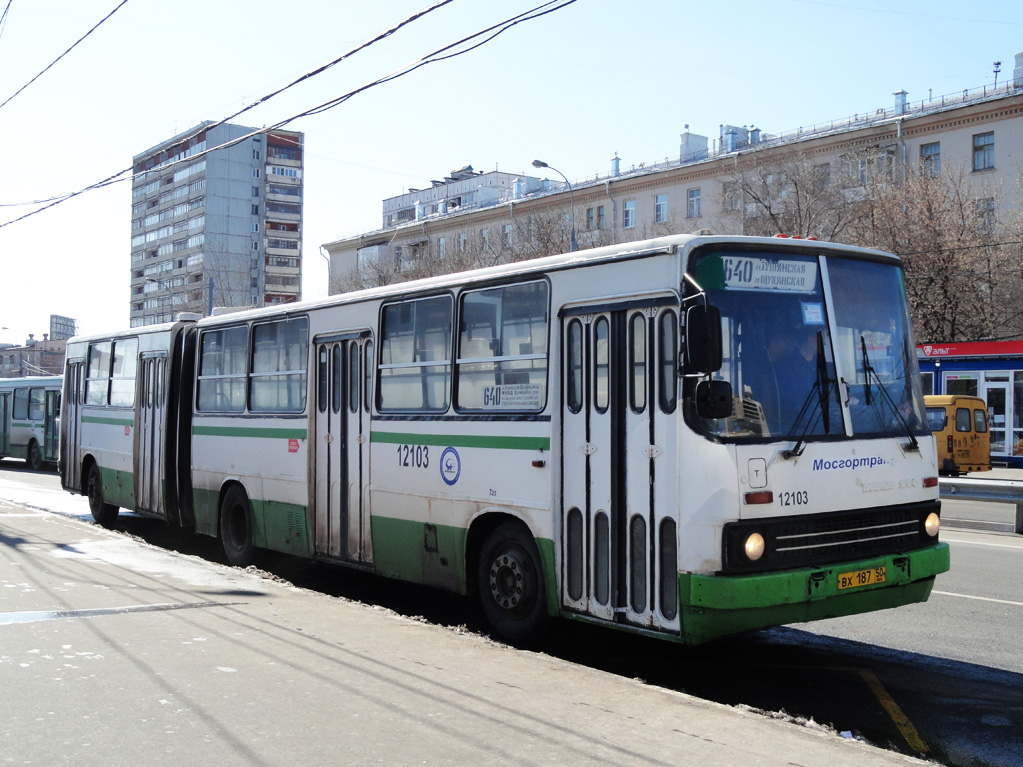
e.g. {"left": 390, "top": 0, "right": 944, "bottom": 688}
{"left": 0, "top": 0, "right": 577, "bottom": 230}
{"left": 0, "top": 0, "right": 129, "bottom": 111}
{"left": 0, "top": 1, "right": 14, "bottom": 43}
{"left": 0, "top": 0, "right": 455, "bottom": 217}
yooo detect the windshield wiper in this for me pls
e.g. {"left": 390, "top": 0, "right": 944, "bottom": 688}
{"left": 860, "top": 336, "right": 919, "bottom": 451}
{"left": 785, "top": 332, "right": 840, "bottom": 458}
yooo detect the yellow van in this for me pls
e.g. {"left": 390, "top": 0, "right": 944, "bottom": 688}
{"left": 924, "top": 394, "right": 991, "bottom": 475}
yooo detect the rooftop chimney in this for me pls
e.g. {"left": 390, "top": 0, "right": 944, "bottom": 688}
{"left": 894, "top": 89, "right": 908, "bottom": 115}
{"left": 1015, "top": 51, "right": 1023, "bottom": 89}
{"left": 611, "top": 153, "right": 620, "bottom": 177}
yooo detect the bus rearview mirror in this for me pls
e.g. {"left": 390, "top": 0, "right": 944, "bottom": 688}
{"left": 685, "top": 304, "right": 723, "bottom": 374}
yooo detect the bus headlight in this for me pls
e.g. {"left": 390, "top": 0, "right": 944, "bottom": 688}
{"left": 744, "top": 532, "right": 765, "bottom": 561}
{"left": 924, "top": 512, "right": 940, "bottom": 537}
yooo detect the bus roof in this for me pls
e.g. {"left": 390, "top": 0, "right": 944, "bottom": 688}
{"left": 194, "top": 233, "right": 901, "bottom": 329}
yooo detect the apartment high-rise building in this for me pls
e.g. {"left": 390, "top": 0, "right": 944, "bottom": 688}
{"left": 130, "top": 122, "right": 304, "bottom": 327}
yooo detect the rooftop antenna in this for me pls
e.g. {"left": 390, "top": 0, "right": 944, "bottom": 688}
{"left": 994, "top": 61, "right": 1002, "bottom": 87}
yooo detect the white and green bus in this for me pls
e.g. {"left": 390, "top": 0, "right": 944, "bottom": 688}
{"left": 0, "top": 375, "right": 62, "bottom": 470}
{"left": 61, "top": 233, "right": 949, "bottom": 645}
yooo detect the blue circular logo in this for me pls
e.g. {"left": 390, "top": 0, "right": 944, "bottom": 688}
{"left": 440, "top": 447, "right": 461, "bottom": 486}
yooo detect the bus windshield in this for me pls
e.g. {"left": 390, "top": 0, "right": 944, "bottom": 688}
{"left": 690, "top": 249, "right": 927, "bottom": 442}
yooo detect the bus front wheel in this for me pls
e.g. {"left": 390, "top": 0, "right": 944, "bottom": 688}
{"left": 477, "top": 521, "right": 550, "bottom": 647}
{"left": 86, "top": 463, "right": 119, "bottom": 529}
{"left": 220, "top": 485, "right": 255, "bottom": 568}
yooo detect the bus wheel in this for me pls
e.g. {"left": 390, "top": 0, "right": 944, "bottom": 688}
{"left": 220, "top": 485, "right": 255, "bottom": 568}
{"left": 86, "top": 463, "right": 119, "bottom": 529}
{"left": 27, "top": 440, "right": 42, "bottom": 471}
{"left": 477, "top": 521, "right": 549, "bottom": 646}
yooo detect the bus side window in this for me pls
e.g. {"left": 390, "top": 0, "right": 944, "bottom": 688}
{"left": 86, "top": 342, "right": 112, "bottom": 406}
{"left": 955, "top": 407, "right": 971, "bottom": 432}
{"left": 250, "top": 316, "right": 309, "bottom": 413}
{"left": 109, "top": 338, "right": 139, "bottom": 408}
{"left": 378, "top": 296, "right": 452, "bottom": 412}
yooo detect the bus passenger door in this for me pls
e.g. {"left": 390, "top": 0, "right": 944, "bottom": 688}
{"left": 136, "top": 355, "right": 166, "bottom": 516}
{"left": 561, "top": 306, "right": 679, "bottom": 633}
{"left": 0, "top": 392, "right": 9, "bottom": 457}
{"left": 44, "top": 389, "right": 59, "bottom": 463}
{"left": 314, "top": 335, "right": 371, "bottom": 563}
{"left": 61, "top": 361, "right": 84, "bottom": 490}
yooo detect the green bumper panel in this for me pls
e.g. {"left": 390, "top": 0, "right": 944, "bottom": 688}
{"left": 678, "top": 542, "right": 951, "bottom": 646}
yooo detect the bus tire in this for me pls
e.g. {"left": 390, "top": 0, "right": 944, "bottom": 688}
{"left": 477, "top": 521, "right": 549, "bottom": 646}
{"left": 27, "top": 440, "right": 42, "bottom": 472}
{"left": 86, "top": 463, "right": 119, "bottom": 529}
{"left": 220, "top": 485, "right": 255, "bottom": 568}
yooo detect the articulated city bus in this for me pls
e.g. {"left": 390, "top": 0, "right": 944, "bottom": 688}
{"left": 0, "top": 376, "right": 62, "bottom": 470}
{"left": 60, "top": 233, "right": 949, "bottom": 645}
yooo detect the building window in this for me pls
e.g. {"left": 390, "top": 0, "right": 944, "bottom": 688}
{"left": 973, "top": 132, "right": 994, "bottom": 171}
{"left": 920, "top": 143, "right": 941, "bottom": 176}
{"left": 252, "top": 241, "right": 259, "bottom": 251}
{"left": 723, "top": 181, "right": 739, "bottom": 211}
{"left": 253, "top": 149, "right": 261, "bottom": 160}
{"left": 252, "top": 168, "right": 260, "bottom": 178}
{"left": 481, "top": 229, "right": 490, "bottom": 252}
{"left": 623, "top": 200, "right": 635, "bottom": 229}
{"left": 438, "top": 237, "right": 446, "bottom": 259}
{"left": 654, "top": 194, "right": 668, "bottom": 223}
{"left": 586, "top": 207, "right": 594, "bottom": 229}
{"left": 687, "top": 188, "right": 701, "bottom": 218}
{"left": 251, "top": 223, "right": 259, "bottom": 233}
{"left": 503, "top": 224, "right": 512, "bottom": 248}
{"left": 976, "top": 197, "right": 996, "bottom": 235}
{"left": 252, "top": 186, "right": 260, "bottom": 197}
{"left": 252, "top": 205, "right": 259, "bottom": 215}
{"left": 597, "top": 205, "right": 605, "bottom": 229}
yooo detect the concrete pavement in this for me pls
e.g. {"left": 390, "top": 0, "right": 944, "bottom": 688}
{"left": 0, "top": 496, "right": 934, "bottom": 767}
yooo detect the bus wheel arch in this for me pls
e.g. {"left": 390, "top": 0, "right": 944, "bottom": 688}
{"left": 470, "top": 514, "right": 551, "bottom": 647}
{"left": 219, "top": 482, "right": 256, "bottom": 568}
{"left": 84, "top": 457, "right": 119, "bottom": 529}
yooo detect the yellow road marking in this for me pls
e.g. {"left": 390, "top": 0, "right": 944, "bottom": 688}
{"left": 857, "top": 668, "right": 929, "bottom": 754}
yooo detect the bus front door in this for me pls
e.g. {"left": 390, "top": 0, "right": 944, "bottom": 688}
{"left": 314, "top": 336, "right": 371, "bottom": 563}
{"left": 44, "top": 389, "right": 59, "bottom": 463}
{"left": 0, "top": 392, "right": 9, "bottom": 457}
{"left": 136, "top": 356, "right": 166, "bottom": 517}
{"left": 562, "top": 307, "right": 679, "bottom": 633}
{"left": 61, "top": 362, "right": 84, "bottom": 490}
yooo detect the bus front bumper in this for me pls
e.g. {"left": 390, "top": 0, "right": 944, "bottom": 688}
{"left": 677, "top": 542, "right": 950, "bottom": 646}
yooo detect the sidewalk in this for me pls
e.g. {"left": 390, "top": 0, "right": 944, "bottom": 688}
{"left": 0, "top": 498, "right": 931, "bottom": 767}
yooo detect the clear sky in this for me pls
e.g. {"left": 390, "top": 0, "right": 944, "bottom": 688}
{"left": 1, "top": 0, "right": 1020, "bottom": 345}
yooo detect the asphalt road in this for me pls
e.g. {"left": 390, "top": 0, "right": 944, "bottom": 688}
{"left": 1, "top": 462, "right": 1020, "bottom": 766}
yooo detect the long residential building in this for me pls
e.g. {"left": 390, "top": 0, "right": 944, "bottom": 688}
{"left": 324, "top": 51, "right": 1023, "bottom": 289}
{"left": 130, "top": 122, "right": 304, "bottom": 327}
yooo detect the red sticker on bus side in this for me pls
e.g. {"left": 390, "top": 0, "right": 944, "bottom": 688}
{"left": 125, "top": 426, "right": 130, "bottom": 436}
{"left": 288, "top": 439, "right": 299, "bottom": 453}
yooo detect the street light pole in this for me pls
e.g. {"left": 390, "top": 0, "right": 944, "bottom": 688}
{"left": 532, "top": 159, "right": 577, "bottom": 252}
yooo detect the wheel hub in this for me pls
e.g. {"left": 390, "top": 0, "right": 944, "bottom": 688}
{"left": 489, "top": 551, "right": 527, "bottom": 611}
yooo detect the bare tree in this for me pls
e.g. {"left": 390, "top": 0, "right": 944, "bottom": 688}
{"left": 724, "top": 148, "right": 866, "bottom": 240}
{"left": 852, "top": 161, "right": 1023, "bottom": 341}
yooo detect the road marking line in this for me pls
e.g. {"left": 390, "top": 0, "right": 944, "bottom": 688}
{"left": 942, "top": 536, "right": 1023, "bottom": 550}
{"left": 858, "top": 669, "right": 929, "bottom": 754}
{"left": 0, "top": 602, "right": 232, "bottom": 626}
{"left": 931, "top": 590, "right": 1023, "bottom": 607}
